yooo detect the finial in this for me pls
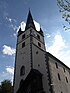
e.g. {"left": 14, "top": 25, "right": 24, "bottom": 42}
{"left": 28, "top": 8, "right": 31, "bottom": 13}
{"left": 29, "top": 7, "right": 30, "bottom": 11}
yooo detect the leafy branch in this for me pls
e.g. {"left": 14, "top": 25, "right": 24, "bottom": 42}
{"left": 57, "top": 0, "right": 70, "bottom": 24}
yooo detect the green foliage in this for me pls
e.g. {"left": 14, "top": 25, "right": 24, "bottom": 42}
{"left": 0, "top": 80, "right": 12, "bottom": 93}
{"left": 57, "top": 0, "right": 70, "bottom": 24}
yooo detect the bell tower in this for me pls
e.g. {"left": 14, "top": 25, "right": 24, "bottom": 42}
{"left": 14, "top": 10, "right": 50, "bottom": 93}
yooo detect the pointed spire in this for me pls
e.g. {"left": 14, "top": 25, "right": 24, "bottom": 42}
{"left": 25, "top": 10, "right": 36, "bottom": 30}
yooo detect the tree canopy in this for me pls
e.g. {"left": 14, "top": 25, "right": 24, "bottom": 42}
{"left": 0, "top": 80, "right": 13, "bottom": 93}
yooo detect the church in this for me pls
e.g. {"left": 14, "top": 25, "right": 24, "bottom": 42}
{"left": 13, "top": 10, "right": 70, "bottom": 93}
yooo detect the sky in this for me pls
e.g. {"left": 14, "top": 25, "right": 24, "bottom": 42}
{"left": 0, "top": 0, "right": 70, "bottom": 84}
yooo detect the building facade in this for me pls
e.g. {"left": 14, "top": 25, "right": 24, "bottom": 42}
{"left": 13, "top": 11, "right": 70, "bottom": 93}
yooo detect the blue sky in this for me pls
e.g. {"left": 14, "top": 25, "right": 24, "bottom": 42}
{"left": 0, "top": 0, "right": 70, "bottom": 84}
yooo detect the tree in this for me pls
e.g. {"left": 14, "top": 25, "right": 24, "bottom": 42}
{"left": 57, "top": 0, "right": 70, "bottom": 25}
{"left": 0, "top": 80, "right": 12, "bottom": 93}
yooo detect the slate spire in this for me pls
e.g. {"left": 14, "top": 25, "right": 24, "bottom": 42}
{"left": 25, "top": 10, "right": 36, "bottom": 30}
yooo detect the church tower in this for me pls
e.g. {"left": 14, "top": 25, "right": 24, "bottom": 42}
{"left": 13, "top": 10, "right": 51, "bottom": 93}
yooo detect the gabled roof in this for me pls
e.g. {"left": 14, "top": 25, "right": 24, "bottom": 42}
{"left": 25, "top": 10, "right": 36, "bottom": 30}
{"left": 46, "top": 52, "right": 70, "bottom": 70}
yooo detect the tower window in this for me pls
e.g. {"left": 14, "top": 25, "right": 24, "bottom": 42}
{"left": 37, "top": 34, "right": 40, "bottom": 40}
{"left": 61, "top": 92, "right": 63, "bottom": 93}
{"left": 38, "top": 42, "right": 41, "bottom": 47}
{"left": 58, "top": 73, "right": 61, "bottom": 80}
{"left": 22, "top": 42, "right": 25, "bottom": 48}
{"left": 55, "top": 62, "right": 58, "bottom": 68}
{"left": 66, "top": 77, "right": 68, "bottom": 83}
{"left": 20, "top": 66, "right": 25, "bottom": 76}
{"left": 63, "top": 67, "right": 65, "bottom": 72}
{"left": 38, "top": 64, "right": 40, "bottom": 67}
{"left": 36, "top": 51, "right": 38, "bottom": 54}
{"left": 22, "top": 34, "right": 25, "bottom": 39}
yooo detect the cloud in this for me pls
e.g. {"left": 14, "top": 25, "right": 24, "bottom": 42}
{"left": 46, "top": 32, "right": 70, "bottom": 67}
{"left": 6, "top": 17, "right": 17, "bottom": 31}
{"left": 47, "top": 32, "right": 66, "bottom": 54}
{"left": 6, "top": 17, "right": 16, "bottom": 23}
{"left": 6, "top": 17, "right": 12, "bottom": 22}
{"left": 0, "top": 1, "right": 8, "bottom": 19}
{"left": 2, "top": 45, "right": 16, "bottom": 56}
{"left": 13, "top": 33, "right": 17, "bottom": 38}
{"left": 46, "top": 33, "right": 51, "bottom": 38}
{"left": 0, "top": 66, "right": 14, "bottom": 85}
{"left": 10, "top": 24, "right": 17, "bottom": 31}
{"left": 6, "top": 66, "right": 14, "bottom": 75}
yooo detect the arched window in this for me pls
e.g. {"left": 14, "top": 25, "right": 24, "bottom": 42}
{"left": 58, "top": 73, "right": 61, "bottom": 80}
{"left": 20, "top": 66, "right": 25, "bottom": 76}
{"left": 37, "top": 34, "right": 40, "bottom": 40}
{"left": 38, "top": 42, "right": 41, "bottom": 47}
